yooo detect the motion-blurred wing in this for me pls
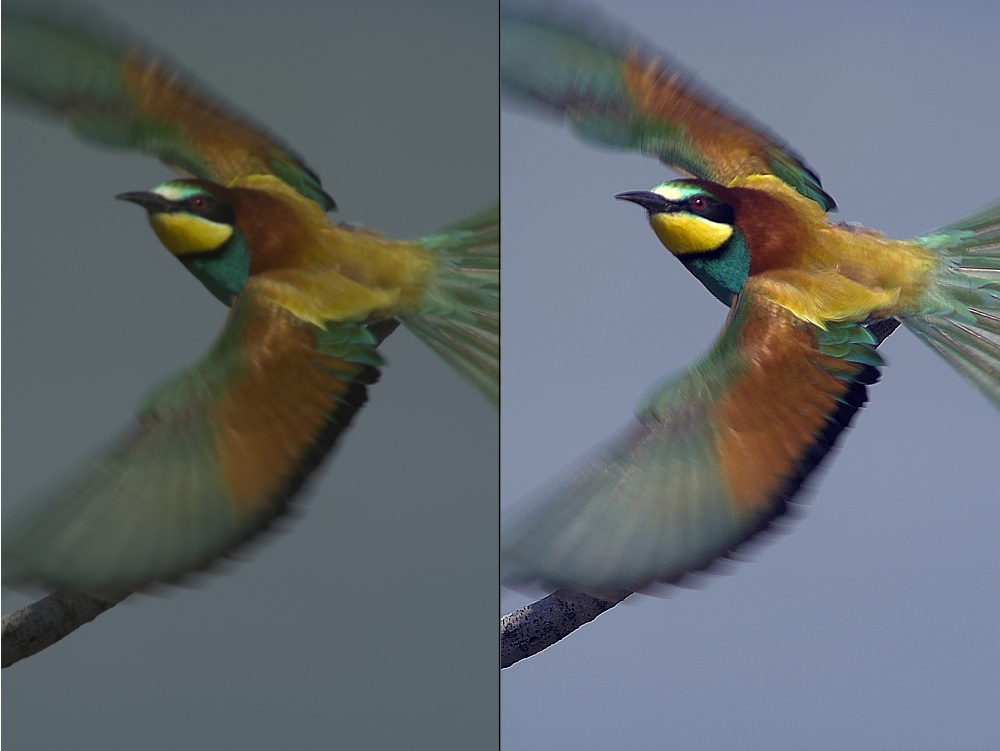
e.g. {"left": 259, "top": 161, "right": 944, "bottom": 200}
{"left": 502, "top": 283, "right": 881, "bottom": 593}
{"left": 3, "top": 286, "right": 380, "bottom": 592}
{"left": 406, "top": 204, "right": 501, "bottom": 406}
{"left": 2, "top": 8, "right": 335, "bottom": 210}
{"left": 501, "top": 4, "right": 836, "bottom": 211}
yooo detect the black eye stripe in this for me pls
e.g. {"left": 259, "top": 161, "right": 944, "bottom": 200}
{"left": 687, "top": 196, "right": 734, "bottom": 225}
{"left": 185, "top": 195, "right": 234, "bottom": 225}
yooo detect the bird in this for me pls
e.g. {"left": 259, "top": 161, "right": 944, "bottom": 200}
{"left": 2, "top": 7, "right": 499, "bottom": 594}
{"left": 500, "top": 4, "right": 998, "bottom": 594}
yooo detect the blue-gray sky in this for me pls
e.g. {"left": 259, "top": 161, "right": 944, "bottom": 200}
{"left": 2, "top": 2, "right": 497, "bottom": 749}
{"left": 501, "top": 1, "right": 998, "bottom": 749}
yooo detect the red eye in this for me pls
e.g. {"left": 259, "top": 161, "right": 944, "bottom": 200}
{"left": 691, "top": 197, "right": 706, "bottom": 210}
{"left": 190, "top": 196, "right": 207, "bottom": 211}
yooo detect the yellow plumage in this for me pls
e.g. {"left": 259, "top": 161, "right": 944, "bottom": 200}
{"left": 189, "top": 175, "right": 443, "bottom": 326}
{"left": 150, "top": 213, "right": 234, "bottom": 254}
{"left": 729, "top": 176, "right": 940, "bottom": 324}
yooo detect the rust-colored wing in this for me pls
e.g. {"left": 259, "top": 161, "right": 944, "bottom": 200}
{"left": 502, "top": 282, "right": 881, "bottom": 593}
{"left": 2, "top": 8, "right": 335, "bottom": 209}
{"left": 501, "top": 4, "right": 836, "bottom": 210}
{"left": 3, "top": 286, "right": 380, "bottom": 592}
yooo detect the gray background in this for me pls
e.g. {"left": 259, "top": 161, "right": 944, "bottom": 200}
{"left": 502, "top": 1, "right": 998, "bottom": 749}
{"left": 3, "top": 1, "right": 498, "bottom": 749}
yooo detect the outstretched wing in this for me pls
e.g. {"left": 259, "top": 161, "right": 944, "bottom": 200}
{"left": 2, "top": 7, "right": 335, "bottom": 210}
{"left": 3, "top": 285, "right": 380, "bottom": 592}
{"left": 501, "top": 4, "right": 836, "bottom": 211}
{"left": 502, "top": 281, "right": 881, "bottom": 593}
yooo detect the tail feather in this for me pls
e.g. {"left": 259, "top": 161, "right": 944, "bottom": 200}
{"left": 906, "top": 200, "right": 1000, "bottom": 409}
{"left": 403, "top": 204, "right": 499, "bottom": 406}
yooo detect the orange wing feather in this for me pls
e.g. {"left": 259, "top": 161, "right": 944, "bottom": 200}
{"left": 710, "top": 295, "right": 873, "bottom": 512}
{"left": 621, "top": 52, "right": 780, "bottom": 184}
{"left": 2, "top": 286, "right": 379, "bottom": 592}
{"left": 502, "top": 283, "right": 881, "bottom": 593}
{"left": 212, "top": 293, "right": 375, "bottom": 511}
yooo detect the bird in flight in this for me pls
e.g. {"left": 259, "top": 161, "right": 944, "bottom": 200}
{"left": 3, "top": 8, "right": 499, "bottom": 594}
{"left": 501, "top": 3, "right": 997, "bottom": 595}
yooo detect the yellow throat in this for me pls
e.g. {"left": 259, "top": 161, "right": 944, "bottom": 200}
{"left": 150, "top": 213, "right": 234, "bottom": 255}
{"left": 649, "top": 212, "right": 733, "bottom": 255}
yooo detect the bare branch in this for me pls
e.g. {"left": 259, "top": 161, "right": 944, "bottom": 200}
{"left": 2, "top": 589, "right": 129, "bottom": 668}
{"left": 501, "top": 589, "right": 629, "bottom": 668}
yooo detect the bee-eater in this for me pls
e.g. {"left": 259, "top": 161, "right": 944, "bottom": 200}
{"left": 2, "top": 8, "right": 498, "bottom": 594}
{"left": 500, "top": 5, "right": 998, "bottom": 594}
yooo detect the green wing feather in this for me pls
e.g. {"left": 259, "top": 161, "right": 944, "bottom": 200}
{"left": 2, "top": 288, "right": 379, "bottom": 592}
{"left": 501, "top": 4, "right": 836, "bottom": 211}
{"left": 906, "top": 200, "right": 1000, "bottom": 409}
{"left": 1, "top": 8, "right": 335, "bottom": 210}
{"left": 502, "top": 284, "right": 880, "bottom": 593}
{"left": 403, "top": 204, "right": 500, "bottom": 405}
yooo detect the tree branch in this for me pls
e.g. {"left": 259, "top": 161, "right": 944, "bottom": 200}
{"left": 501, "top": 589, "right": 630, "bottom": 668}
{"left": 2, "top": 590, "right": 130, "bottom": 668}
{"left": 2, "top": 320, "right": 402, "bottom": 669}
{"left": 500, "top": 318, "right": 901, "bottom": 668}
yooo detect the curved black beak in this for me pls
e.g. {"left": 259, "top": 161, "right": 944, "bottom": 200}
{"left": 116, "top": 191, "right": 175, "bottom": 214}
{"left": 614, "top": 191, "right": 677, "bottom": 215}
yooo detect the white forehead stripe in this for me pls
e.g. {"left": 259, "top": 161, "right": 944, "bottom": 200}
{"left": 650, "top": 183, "right": 692, "bottom": 201}
{"left": 151, "top": 183, "right": 191, "bottom": 201}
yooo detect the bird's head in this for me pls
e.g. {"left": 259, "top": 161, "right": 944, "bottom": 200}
{"left": 118, "top": 179, "right": 250, "bottom": 305}
{"left": 117, "top": 180, "right": 236, "bottom": 257}
{"left": 616, "top": 179, "right": 748, "bottom": 304}
{"left": 615, "top": 180, "right": 736, "bottom": 256}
